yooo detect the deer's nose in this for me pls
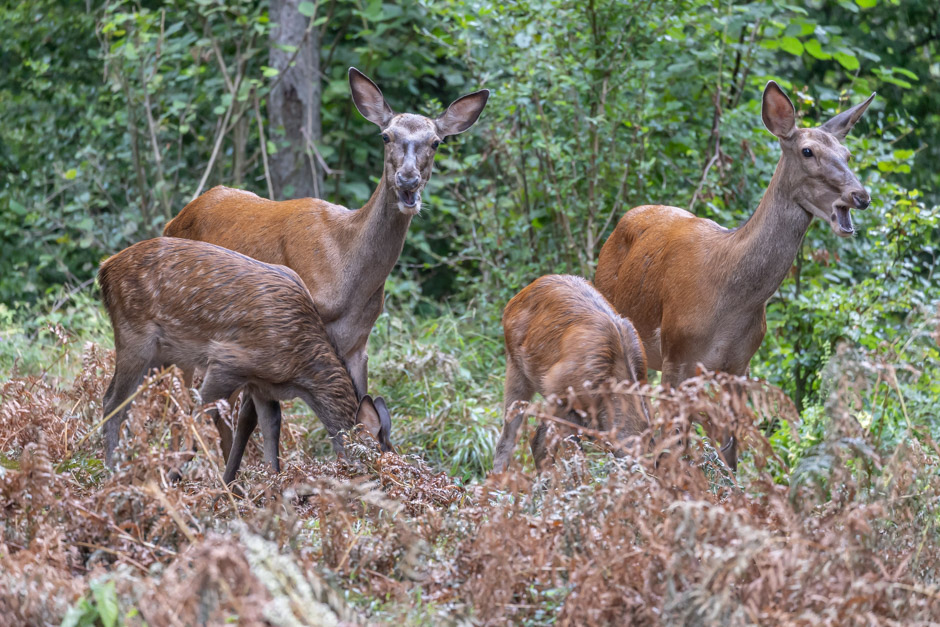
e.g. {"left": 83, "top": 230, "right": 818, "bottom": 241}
{"left": 396, "top": 172, "right": 420, "bottom": 190}
{"left": 852, "top": 190, "right": 871, "bottom": 210}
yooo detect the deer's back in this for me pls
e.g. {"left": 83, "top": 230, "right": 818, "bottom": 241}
{"left": 503, "top": 275, "right": 645, "bottom": 396}
{"left": 163, "top": 186, "right": 351, "bottom": 288}
{"left": 99, "top": 238, "right": 331, "bottom": 381}
{"left": 595, "top": 204, "right": 728, "bottom": 345}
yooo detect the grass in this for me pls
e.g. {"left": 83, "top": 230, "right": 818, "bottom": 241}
{"left": 1, "top": 288, "right": 940, "bottom": 624}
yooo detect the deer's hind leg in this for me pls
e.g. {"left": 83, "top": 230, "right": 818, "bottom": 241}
{"left": 103, "top": 335, "right": 159, "bottom": 468}
{"left": 492, "top": 358, "right": 535, "bottom": 473}
{"left": 222, "top": 394, "right": 261, "bottom": 485}
{"left": 170, "top": 362, "right": 241, "bottom": 481}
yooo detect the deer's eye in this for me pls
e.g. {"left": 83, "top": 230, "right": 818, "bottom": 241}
{"left": 431, "top": 140, "right": 440, "bottom": 150}
{"left": 802, "top": 147, "right": 814, "bottom": 158}
{"left": 382, "top": 133, "right": 390, "bottom": 144}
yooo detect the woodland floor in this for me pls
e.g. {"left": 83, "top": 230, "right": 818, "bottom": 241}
{"left": 1, "top": 337, "right": 940, "bottom": 626}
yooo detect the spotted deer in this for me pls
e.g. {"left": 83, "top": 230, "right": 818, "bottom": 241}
{"left": 98, "top": 237, "right": 392, "bottom": 484}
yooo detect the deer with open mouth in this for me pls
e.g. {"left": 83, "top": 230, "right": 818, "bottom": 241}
{"left": 595, "top": 81, "right": 876, "bottom": 471}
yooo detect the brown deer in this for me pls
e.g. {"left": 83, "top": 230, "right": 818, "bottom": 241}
{"left": 164, "top": 68, "right": 489, "bottom": 405}
{"left": 595, "top": 81, "right": 876, "bottom": 470}
{"left": 98, "top": 237, "right": 393, "bottom": 484}
{"left": 492, "top": 275, "right": 651, "bottom": 473}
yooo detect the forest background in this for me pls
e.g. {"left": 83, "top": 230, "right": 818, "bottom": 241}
{"left": 2, "top": 0, "right": 940, "bottom": 623}
{"left": 3, "top": 0, "right": 938, "bottom": 470}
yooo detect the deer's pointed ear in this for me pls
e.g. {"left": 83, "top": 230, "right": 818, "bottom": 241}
{"left": 820, "top": 92, "right": 876, "bottom": 140}
{"left": 355, "top": 394, "right": 382, "bottom": 440}
{"left": 355, "top": 394, "right": 393, "bottom": 452}
{"left": 349, "top": 67, "right": 394, "bottom": 128}
{"left": 372, "top": 396, "right": 394, "bottom": 452}
{"left": 761, "top": 81, "right": 796, "bottom": 140}
{"left": 435, "top": 89, "right": 489, "bottom": 138}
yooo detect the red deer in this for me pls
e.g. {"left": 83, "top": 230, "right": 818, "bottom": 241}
{"left": 492, "top": 275, "right": 651, "bottom": 472}
{"left": 164, "top": 68, "right": 489, "bottom": 408}
{"left": 98, "top": 237, "right": 392, "bottom": 484}
{"left": 595, "top": 81, "right": 876, "bottom": 470}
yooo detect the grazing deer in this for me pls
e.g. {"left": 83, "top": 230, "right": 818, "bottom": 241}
{"left": 595, "top": 81, "right": 876, "bottom": 470}
{"left": 164, "top": 68, "right": 489, "bottom": 407}
{"left": 98, "top": 237, "right": 393, "bottom": 484}
{"left": 492, "top": 275, "right": 651, "bottom": 473}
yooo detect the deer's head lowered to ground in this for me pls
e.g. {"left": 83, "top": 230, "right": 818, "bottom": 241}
{"left": 348, "top": 67, "right": 489, "bottom": 216}
{"left": 761, "top": 81, "right": 875, "bottom": 238}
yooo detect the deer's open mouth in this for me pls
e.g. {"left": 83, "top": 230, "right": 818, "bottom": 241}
{"left": 397, "top": 189, "right": 419, "bottom": 208}
{"left": 832, "top": 203, "right": 855, "bottom": 236}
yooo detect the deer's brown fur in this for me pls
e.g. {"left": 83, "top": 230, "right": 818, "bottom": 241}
{"left": 492, "top": 275, "right": 650, "bottom": 472}
{"left": 98, "top": 237, "right": 392, "bottom": 484}
{"left": 595, "top": 81, "right": 875, "bottom": 470}
{"left": 163, "top": 68, "right": 489, "bottom": 401}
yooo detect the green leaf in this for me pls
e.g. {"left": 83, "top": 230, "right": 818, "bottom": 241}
{"left": 91, "top": 580, "right": 118, "bottom": 627}
{"left": 833, "top": 51, "right": 860, "bottom": 71}
{"left": 779, "top": 36, "right": 804, "bottom": 56}
{"left": 855, "top": 0, "right": 876, "bottom": 7}
{"left": 64, "top": 168, "right": 78, "bottom": 180}
{"left": 261, "top": 66, "right": 279, "bottom": 78}
{"left": 9, "top": 199, "right": 26, "bottom": 216}
{"left": 804, "top": 39, "right": 831, "bottom": 60}
{"left": 298, "top": 1, "right": 316, "bottom": 17}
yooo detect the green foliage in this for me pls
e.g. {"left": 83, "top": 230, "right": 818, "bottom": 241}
{"left": 61, "top": 578, "right": 126, "bottom": 627}
{"left": 0, "top": 0, "right": 937, "bottom": 500}
{"left": 294, "top": 304, "right": 505, "bottom": 480}
{"left": 0, "top": 289, "right": 110, "bottom": 379}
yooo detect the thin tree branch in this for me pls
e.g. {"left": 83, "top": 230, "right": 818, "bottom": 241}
{"left": 253, "top": 91, "right": 274, "bottom": 199}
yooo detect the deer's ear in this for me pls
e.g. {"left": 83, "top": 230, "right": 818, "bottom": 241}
{"left": 761, "top": 81, "right": 796, "bottom": 140}
{"left": 349, "top": 68, "right": 394, "bottom": 128}
{"left": 355, "top": 394, "right": 383, "bottom": 444}
{"left": 372, "top": 396, "right": 393, "bottom": 452}
{"left": 820, "top": 92, "right": 876, "bottom": 140}
{"left": 435, "top": 89, "right": 490, "bottom": 138}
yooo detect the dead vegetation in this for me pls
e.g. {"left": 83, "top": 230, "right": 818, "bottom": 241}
{"left": 1, "top": 335, "right": 938, "bottom": 625}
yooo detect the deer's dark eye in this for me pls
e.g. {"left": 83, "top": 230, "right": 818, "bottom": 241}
{"left": 382, "top": 133, "right": 390, "bottom": 144}
{"left": 431, "top": 140, "right": 440, "bottom": 150}
{"left": 802, "top": 147, "right": 813, "bottom": 158}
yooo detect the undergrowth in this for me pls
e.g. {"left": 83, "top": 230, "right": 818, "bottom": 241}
{"left": 1, "top": 318, "right": 939, "bottom": 625}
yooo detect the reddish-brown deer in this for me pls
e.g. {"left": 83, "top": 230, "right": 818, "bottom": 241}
{"left": 98, "top": 237, "right": 392, "bottom": 484}
{"left": 492, "top": 275, "right": 651, "bottom": 473}
{"left": 595, "top": 81, "right": 876, "bottom": 470}
{"left": 164, "top": 68, "right": 489, "bottom": 405}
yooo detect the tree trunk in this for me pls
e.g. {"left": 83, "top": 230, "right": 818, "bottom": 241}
{"left": 268, "top": 0, "right": 322, "bottom": 200}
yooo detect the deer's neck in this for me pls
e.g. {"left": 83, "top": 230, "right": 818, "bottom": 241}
{"left": 346, "top": 171, "right": 413, "bottom": 297}
{"left": 296, "top": 367, "right": 360, "bottom": 435}
{"left": 720, "top": 158, "right": 811, "bottom": 308}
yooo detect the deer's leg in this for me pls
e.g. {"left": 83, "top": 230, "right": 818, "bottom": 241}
{"left": 492, "top": 358, "right": 535, "bottom": 473}
{"left": 180, "top": 366, "right": 195, "bottom": 389}
{"left": 103, "top": 344, "right": 156, "bottom": 468}
{"left": 716, "top": 368, "right": 746, "bottom": 473}
{"left": 531, "top": 420, "right": 551, "bottom": 471}
{"left": 256, "top": 399, "right": 283, "bottom": 473}
{"left": 664, "top": 354, "right": 738, "bottom": 472}
{"left": 168, "top": 364, "right": 238, "bottom": 481}
{"left": 222, "top": 394, "right": 260, "bottom": 485}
